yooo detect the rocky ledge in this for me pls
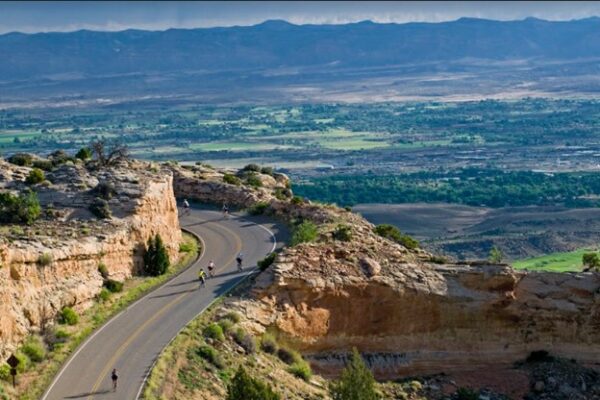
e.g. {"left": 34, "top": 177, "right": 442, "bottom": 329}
{"left": 0, "top": 156, "right": 181, "bottom": 357}
{"left": 170, "top": 163, "right": 599, "bottom": 383}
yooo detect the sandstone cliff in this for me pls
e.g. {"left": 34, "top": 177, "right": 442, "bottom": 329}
{"left": 0, "top": 158, "right": 181, "bottom": 357}
{"left": 168, "top": 164, "right": 599, "bottom": 380}
{"left": 248, "top": 230, "right": 600, "bottom": 380}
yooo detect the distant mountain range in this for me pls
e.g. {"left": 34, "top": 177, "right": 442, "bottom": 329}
{"left": 1, "top": 17, "right": 599, "bottom": 104}
{"left": 2, "top": 17, "right": 600, "bottom": 79}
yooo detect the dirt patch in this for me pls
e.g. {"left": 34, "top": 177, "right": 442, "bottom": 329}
{"left": 448, "top": 367, "right": 530, "bottom": 400}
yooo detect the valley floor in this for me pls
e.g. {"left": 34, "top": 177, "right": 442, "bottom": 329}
{"left": 353, "top": 202, "right": 600, "bottom": 264}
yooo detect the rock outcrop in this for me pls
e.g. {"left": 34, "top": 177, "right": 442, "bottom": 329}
{"left": 0, "top": 158, "right": 181, "bottom": 357}
{"left": 246, "top": 236, "right": 600, "bottom": 379}
{"left": 169, "top": 163, "right": 290, "bottom": 208}
{"left": 153, "top": 164, "right": 600, "bottom": 380}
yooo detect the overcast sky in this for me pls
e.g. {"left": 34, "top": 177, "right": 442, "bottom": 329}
{"left": 1, "top": 1, "right": 600, "bottom": 34}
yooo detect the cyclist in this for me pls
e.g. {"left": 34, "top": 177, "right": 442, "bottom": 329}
{"left": 236, "top": 252, "right": 243, "bottom": 272}
{"left": 198, "top": 268, "right": 206, "bottom": 287}
{"left": 222, "top": 203, "right": 229, "bottom": 219}
{"left": 207, "top": 260, "right": 215, "bottom": 278}
{"left": 182, "top": 199, "right": 190, "bottom": 216}
{"left": 111, "top": 368, "right": 118, "bottom": 392}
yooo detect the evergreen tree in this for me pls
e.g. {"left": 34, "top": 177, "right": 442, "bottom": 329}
{"left": 143, "top": 234, "right": 170, "bottom": 276}
{"left": 330, "top": 348, "right": 380, "bottom": 400}
{"left": 227, "top": 366, "right": 280, "bottom": 400}
{"left": 489, "top": 246, "right": 503, "bottom": 263}
{"left": 582, "top": 252, "right": 600, "bottom": 271}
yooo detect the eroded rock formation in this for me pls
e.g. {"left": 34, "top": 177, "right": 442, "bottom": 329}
{"left": 0, "top": 159, "right": 181, "bottom": 357}
{"left": 243, "top": 209, "right": 600, "bottom": 379}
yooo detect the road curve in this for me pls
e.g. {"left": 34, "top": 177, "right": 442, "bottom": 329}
{"left": 42, "top": 204, "right": 286, "bottom": 400}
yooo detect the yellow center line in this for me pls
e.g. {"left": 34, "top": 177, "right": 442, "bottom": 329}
{"left": 87, "top": 291, "right": 188, "bottom": 398}
{"left": 87, "top": 218, "right": 243, "bottom": 399}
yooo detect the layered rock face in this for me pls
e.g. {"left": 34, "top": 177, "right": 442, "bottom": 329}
{"left": 139, "top": 163, "right": 600, "bottom": 380}
{"left": 169, "top": 163, "right": 290, "bottom": 208}
{"left": 246, "top": 211, "right": 600, "bottom": 379}
{"left": 0, "top": 159, "right": 181, "bottom": 357}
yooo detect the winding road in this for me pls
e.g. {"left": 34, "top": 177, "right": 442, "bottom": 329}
{"left": 41, "top": 204, "right": 286, "bottom": 400}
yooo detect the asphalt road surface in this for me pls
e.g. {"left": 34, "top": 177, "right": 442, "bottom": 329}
{"left": 42, "top": 204, "right": 286, "bottom": 400}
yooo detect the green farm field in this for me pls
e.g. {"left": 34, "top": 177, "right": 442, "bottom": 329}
{"left": 511, "top": 248, "right": 595, "bottom": 272}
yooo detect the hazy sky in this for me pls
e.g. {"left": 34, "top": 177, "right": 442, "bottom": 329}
{"left": 1, "top": 1, "right": 600, "bottom": 34}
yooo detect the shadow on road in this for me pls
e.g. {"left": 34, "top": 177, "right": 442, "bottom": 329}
{"left": 181, "top": 217, "right": 224, "bottom": 227}
{"left": 148, "top": 288, "right": 197, "bottom": 299}
{"left": 64, "top": 389, "right": 111, "bottom": 398}
{"left": 167, "top": 278, "right": 199, "bottom": 288}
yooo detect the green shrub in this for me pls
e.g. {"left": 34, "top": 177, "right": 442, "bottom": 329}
{"left": 21, "top": 337, "right": 46, "bottom": 363}
{"left": 0, "top": 364, "right": 10, "bottom": 381}
{"left": 0, "top": 190, "right": 41, "bottom": 225}
{"left": 257, "top": 252, "right": 277, "bottom": 271}
{"left": 223, "top": 173, "right": 242, "bottom": 186}
{"left": 104, "top": 279, "right": 123, "bottom": 293}
{"left": 75, "top": 147, "right": 92, "bottom": 161}
{"left": 0, "top": 382, "right": 8, "bottom": 400}
{"left": 38, "top": 252, "right": 53, "bottom": 266}
{"left": 277, "top": 347, "right": 301, "bottom": 365}
{"left": 273, "top": 187, "right": 292, "bottom": 200}
{"left": 291, "top": 221, "right": 318, "bottom": 246}
{"left": 14, "top": 353, "right": 28, "bottom": 373}
{"left": 89, "top": 198, "right": 111, "bottom": 219}
{"left": 246, "top": 174, "right": 263, "bottom": 188}
{"left": 242, "top": 164, "right": 261, "bottom": 173}
{"left": 218, "top": 319, "right": 234, "bottom": 333}
{"left": 59, "top": 307, "right": 79, "bottom": 325}
{"left": 196, "top": 345, "right": 224, "bottom": 369}
{"left": 227, "top": 366, "right": 280, "bottom": 400}
{"left": 330, "top": 348, "right": 380, "bottom": 400}
{"left": 248, "top": 201, "right": 269, "bottom": 215}
{"left": 32, "top": 160, "right": 54, "bottom": 171}
{"left": 260, "top": 166, "right": 274, "bottom": 176}
{"left": 8, "top": 153, "right": 33, "bottom": 166}
{"left": 333, "top": 224, "right": 352, "bottom": 241}
{"left": 143, "top": 234, "right": 170, "bottom": 276}
{"left": 488, "top": 246, "right": 503, "bottom": 263}
{"left": 54, "top": 329, "right": 70, "bottom": 340}
{"left": 428, "top": 255, "right": 448, "bottom": 264}
{"left": 232, "top": 328, "right": 256, "bottom": 354}
{"left": 179, "top": 242, "right": 194, "bottom": 253}
{"left": 288, "top": 360, "right": 312, "bottom": 381}
{"left": 582, "top": 252, "right": 600, "bottom": 271}
{"left": 92, "top": 182, "right": 116, "bottom": 200}
{"left": 260, "top": 333, "right": 278, "bottom": 354}
{"left": 373, "top": 224, "right": 419, "bottom": 250}
{"left": 98, "top": 262, "right": 109, "bottom": 279}
{"left": 48, "top": 150, "right": 72, "bottom": 166}
{"left": 223, "top": 312, "right": 241, "bottom": 323}
{"left": 408, "top": 380, "right": 423, "bottom": 392}
{"left": 203, "top": 323, "right": 225, "bottom": 341}
{"left": 456, "top": 388, "right": 479, "bottom": 400}
{"left": 98, "top": 288, "right": 110, "bottom": 301}
{"left": 291, "top": 196, "right": 304, "bottom": 205}
{"left": 25, "top": 168, "right": 45, "bottom": 185}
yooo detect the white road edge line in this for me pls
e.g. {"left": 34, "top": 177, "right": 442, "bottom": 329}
{"left": 134, "top": 216, "right": 277, "bottom": 400}
{"left": 40, "top": 226, "right": 206, "bottom": 400}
